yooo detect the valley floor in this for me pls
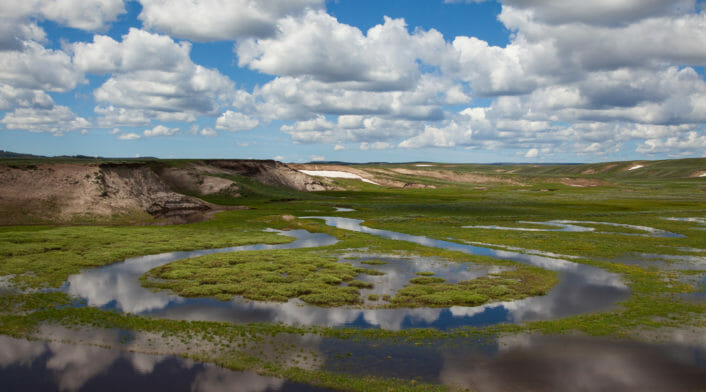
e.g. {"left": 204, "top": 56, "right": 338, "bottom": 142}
{"left": 1, "top": 158, "right": 704, "bottom": 391}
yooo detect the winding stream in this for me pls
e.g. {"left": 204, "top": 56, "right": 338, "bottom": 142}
{"left": 463, "top": 219, "right": 685, "bottom": 237}
{"left": 66, "top": 217, "right": 629, "bottom": 330}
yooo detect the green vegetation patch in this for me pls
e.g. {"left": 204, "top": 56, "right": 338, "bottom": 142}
{"left": 360, "top": 259, "right": 388, "bottom": 265}
{"left": 142, "top": 249, "right": 372, "bottom": 306}
{"left": 357, "top": 268, "right": 385, "bottom": 276}
{"left": 347, "top": 280, "right": 374, "bottom": 289}
{"left": 409, "top": 276, "right": 445, "bottom": 285}
{"left": 0, "top": 212, "right": 295, "bottom": 288}
{"left": 392, "top": 266, "right": 558, "bottom": 307}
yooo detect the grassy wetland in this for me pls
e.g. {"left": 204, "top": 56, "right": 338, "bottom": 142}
{"left": 1, "top": 157, "right": 705, "bottom": 391}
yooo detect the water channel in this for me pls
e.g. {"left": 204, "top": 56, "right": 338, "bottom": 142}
{"left": 464, "top": 219, "right": 685, "bottom": 237}
{"left": 9, "top": 215, "right": 706, "bottom": 391}
{"left": 66, "top": 217, "right": 629, "bottom": 330}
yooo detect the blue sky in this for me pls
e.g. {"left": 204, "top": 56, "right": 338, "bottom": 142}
{"left": 1, "top": 0, "right": 705, "bottom": 163}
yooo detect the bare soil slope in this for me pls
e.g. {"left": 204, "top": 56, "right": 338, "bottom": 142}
{"left": 0, "top": 163, "right": 211, "bottom": 224}
{"left": 0, "top": 160, "right": 332, "bottom": 225}
{"left": 206, "top": 160, "right": 330, "bottom": 191}
{"left": 291, "top": 164, "right": 436, "bottom": 188}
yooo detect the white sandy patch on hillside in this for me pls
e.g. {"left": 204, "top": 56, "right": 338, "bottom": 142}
{"left": 700, "top": 173, "right": 706, "bottom": 178}
{"left": 415, "top": 164, "right": 433, "bottom": 167}
{"left": 628, "top": 164, "right": 644, "bottom": 171}
{"left": 299, "top": 170, "right": 379, "bottom": 185}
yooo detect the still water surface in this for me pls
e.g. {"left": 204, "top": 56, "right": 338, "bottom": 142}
{"left": 0, "top": 335, "right": 327, "bottom": 392}
{"left": 3, "top": 332, "right": 703, "bottom": 392}
{"left": 66, "top": 217, "right": 629, "bottom": 330}
{"left": 12, "top": 215, "right": 706, "bottom": 391}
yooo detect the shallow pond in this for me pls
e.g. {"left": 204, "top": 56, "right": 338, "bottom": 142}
{"left": 0, "top": 335, "right": 327, "bottom": 392}
{"left": 316, "top": 332, "right": 706, "bottom": 391}
{"left": 3, "top": 330, "right": 704, "bottom": 392}
{"left": 319, "top": 333, "right": 706, "bottom": 391}
{"left": 66, "top": 217, "right": 629, "bottom": 330}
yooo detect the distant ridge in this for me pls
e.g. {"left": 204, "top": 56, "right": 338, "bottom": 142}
{"left": 0, "top": 150, "right": 46, "bottom": 159}
{"left": 306, "top": 160, "right": 584, "bottom": 165}
{"left": 0, "top": 151, "right": 165, "bottom": 161}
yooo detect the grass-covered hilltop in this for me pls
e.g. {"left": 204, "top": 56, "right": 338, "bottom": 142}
{"left": 1, "top": 157, "right": 704, "bottom": 391}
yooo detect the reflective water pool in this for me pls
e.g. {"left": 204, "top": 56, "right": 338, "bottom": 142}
{"left": 64, "top": 217, "right": 631, "bottom": 330}
{"left": 0, "top": 335, "right": 327, "bottom": 392}
{"left": 5, "top": 330, "right": 704, "bottom": 392}
{"left": 321, "top": 333, "right": 706, "bottom": 392}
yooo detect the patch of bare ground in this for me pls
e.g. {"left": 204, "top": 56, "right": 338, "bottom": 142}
{"left": 291, "top": 164, "right": 435, "bottom": 189}
{"left": 0, "top": 160, "right": 345, "bottom": 225}
{"left": 207, "top": 160, "right": 334, "bottom": 191}
{"left": 558, "top": 177, "right": 612, "bottom": 187}
{"left": 362, "top": 167, "right": 436, "bottom": 188}
{"left": 101, "top": 164, "right": 209, "bottom": 214}
{"left": 0, "top": 163, "right": 101, "bottom": 224}
{"left": 158, "top": 166, "right": 240, "bottom": 196}
{"left": 0, "top": 164, "right": 253, "bottom": 225}
{"left": 387, "top": 167, "right": 524, "bottom": 185}
{"left": 0, "top": 163, "right": 237, "bottom": 225}
{"left": 688, "top": 171, "right": 706, "bottom": 178}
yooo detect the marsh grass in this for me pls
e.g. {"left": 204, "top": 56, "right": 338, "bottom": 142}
{"left": 142, "top": 249, "right": 369, "bottom": 306}
{"left": 0, "top": 210, "right": 297, "bottom": 288}
{"left": 360, "top": 259, "right": 388, "bottom": 265}
{"left": 139, "top": 218, "right": 561, "bottom": 308}
{"left": 347, "top": 280, "right": 374, "bottom": 289}
{"left": 394, "top": 266, "right": 558, "bottom": 307}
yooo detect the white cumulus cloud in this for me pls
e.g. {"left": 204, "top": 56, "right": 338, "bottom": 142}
{"left": 215, "top": 110, "right": 259, "bottom": 131}
{"left": 636, "top": 131, "right": 706, "bottom": 156}
{"left": 236, "top": 11, "right": 437, "bottom": 90}
{"left": 138, "top": 0, "right": 323, "bottom": 41}
{"left": 1, "top": 106, "right": 90, "bottom": 135}
{"left": 0, "top": 0, "right": 125, "bottom": 31}
{"left": 74, "top": 28, "right": 235, "bottom": 126}
{"left": 143, "top": 124, "right": 179, "bottom": 137}
{"left": 117, "top": 132, "right": 141, "bottom": 140}
{"left": 524, "top": 148, "right": 539, "bottom": 158}
{"left": 199, "top": 128, "right": 218, "bottom": 137}
{"left": 0, "top": 41, "right": 83, "bottom": 92}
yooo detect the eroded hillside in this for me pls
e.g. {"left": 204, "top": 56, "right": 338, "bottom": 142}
{"left": 0, "top": 160, "right": 331, "bottom": 225}
{"left": 2, "top": 157, "right": 704, "bottom": 225}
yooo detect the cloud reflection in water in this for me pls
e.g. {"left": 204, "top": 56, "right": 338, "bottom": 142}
{"left": 0, "top": 335, "right": 295, "bottom": 392}
{"left": 66, "top": 218, "right": 630, "bottom": 330}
